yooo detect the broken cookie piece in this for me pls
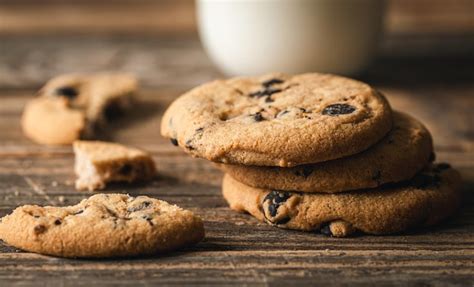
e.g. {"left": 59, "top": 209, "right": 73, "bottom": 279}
{"left": 0, "top": 194, "right": 204, "bottom": 258}
{"left": 21, "top": 73, "right": 137, "bottom": 145}
{"left": 73, "top": 140, "right": 156, "bottom": 191}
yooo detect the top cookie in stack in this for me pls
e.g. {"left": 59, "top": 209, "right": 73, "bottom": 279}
{"left": 161, "top": 73, "right": 392, "bottom": 167}
{"left": 161, "top": 73, "right": 461, "bottom": 237}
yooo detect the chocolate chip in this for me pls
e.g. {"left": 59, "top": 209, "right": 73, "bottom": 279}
{"left": 299, "top": 107, "right": 307, "bottom": 113}
{"left": 118, "top": 164, "right": 132, "bottom": 175}
{"left": 170, "top": 138, "right": 178, "bottom": 146}
{"left": 372, "top": 171, "right": 382, "bottom": 182}
{"left": 320, "top": 224, "right": 332, "bottom": 236}
{"left": 234, "top": 89, "right": 244, "bottom": 95}
{"left": 142, "top": 215, "right": 154, "bottom": 226}
{"left": 262, "top": 78, "right": 284, "bottom": 87}
{"left": 322, "top": 104, "right": 356, "bottom": 116}
{"left": 185, "top": 140, "right": 195, "bottom": 150}
{"left": 103, "top": 100, "right": 124, "bottom": 120}
{"left": 275, "top": 216, "right": 291, "bottom": 225}
{"left": 249, "top": 88, "right": 282, "bottom": 98}
{"left": 105, "top": 207, "right": 119, "bottom": 218}
{"left": 263, "top": 190, "right": 292, "bottom": 218}
{"left": 253, "top": 112, "right": 264, "bottom": 122}
{"left": 294, "top": 166, "right": 313, "bottom": 178}
{"left": 73, "top": 209, "right": 84, "bottom": 215}
{"left": 128, "top": 201, "right": 152, "bottom": 212}
{"left": 429, "top": 152, "right": 436, "bottom": 162}
{"left": 277, "top": 110, "right": 289, "bottom": 117}
{"left": 54, "top": 219, "right": 62, "bottom": 225}
{"left": 265, "top": 96, "right": 274, "bottom": 103}
{"left": 55, "top": 87, "right": 78, "bottom": 99}
{"left": 195, "top": 127, "right": 204, "bottom": 133}
{"left": 34, "top": 225, "right": 47, "bottom": 235}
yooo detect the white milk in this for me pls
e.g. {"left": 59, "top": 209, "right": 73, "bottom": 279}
{"left": 197, "top": 0, "right": 386, "bottom": 76}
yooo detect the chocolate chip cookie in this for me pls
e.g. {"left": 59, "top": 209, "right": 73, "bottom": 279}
{"left": 222, "top": 163, "right": 461, "bottom": 237}
{"left": 161, "top": 73, "right": 392, "bottom": 167}
{"left": 219, "top": 112, "right": 433, "bottom": 193}
{"left": 74, "top": 141, "right": 156, "bottom": 191}
{"left": 0, "top": 194, "right": 204, "bottom": 258}
{"left": 21, "top": 73, "right": 137, "bottom": 145}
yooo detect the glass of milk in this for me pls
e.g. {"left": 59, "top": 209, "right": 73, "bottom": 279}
{"left": 197, "top": 0, "right": 386, "bottom": 76}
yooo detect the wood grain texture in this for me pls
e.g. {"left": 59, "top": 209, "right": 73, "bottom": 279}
{"left": 1, "top": 0, "right": 473, "bottom": 36}
{"left": 0, "top": 87, "right": 473, "bottom": 286}
{"left": 0, "top": 35, "right": 473, "bottom": 285}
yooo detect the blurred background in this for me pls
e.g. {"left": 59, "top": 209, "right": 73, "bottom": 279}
{"left": 0, "top": 0, "right": 473, "bottom": 89}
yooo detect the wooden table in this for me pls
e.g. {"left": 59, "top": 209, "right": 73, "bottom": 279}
{"left": 0, "top": 32, "right": 473, "bottom": 285}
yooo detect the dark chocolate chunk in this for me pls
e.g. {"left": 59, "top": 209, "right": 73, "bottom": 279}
{"left": 55, "top": 87, "right": 78, "bottom": 99}
{"left": 249, "top": 88, "right": 282, "bottom": 98}
{"left": 170, "top": 138, "right": 178, "bottom": 146}
{"left": 118, "top": 164, "right": 132, "bottom": 175}
{"left": 54, "top": 219, "right": 62, "bottom": 225}
{"left": 294, "top": 166, "right": 313, "bottom": 178}
{"left": 103, "top": 100, "right": 124, "bottom": 120}
{"left": 265, "top": 96, "right": 274, "bottom": 103}
{"left": 429, "top": 152, "right": 436, "bottom": 162}
{"left": 322, "top": 103, "right": 356, "bottom": 116}
{"left": 320, "top": 224, "right": 332, "bottom": 236}
{"left": 274, "top": 216, "right": 291, "bottom": 225}
{"left": 372, "top": 171, "right": 382, "bottom": 182}
{"left": 128, "top": 201, "right": 152, "bottom": 212}
{"left": 262, "top": 78, "right": 284, "bottom": 87}
{"left": 34, "top": 224, "right": 47, "bottom": 235}
{"left": 277, "top": 110, "right": 289, "bottom": 117}
{"left": 263, "top": 190, "right": 292, "bottom": 219}
{"left": 195, "top": 127, "right": 204, "bottom": 133}
{"left": 253, "top": 112, "right": 264, "bottom": 122}
{"left": 73, "top": 209, "right": 84, "bottom": 215}
{"left": 105, "top": 207, "right": 119, "bottom": 218}
{"left": 185, "top": 140, "right": 195, "bottom": 150}
{"left": 142, "top": 215, "right": 154, "bottom": 226}
{"left": 268, "top": 204, "right": 277, "bottom": 217}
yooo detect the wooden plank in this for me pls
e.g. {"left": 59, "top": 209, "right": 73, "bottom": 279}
{"left": 0, "top": 0, "right": 196, "bottom": 36}
{"left": 0, "top": 37, "right": 221, "bottom": 89}
{"left": 0, "top": 36, "right": 473, "bottom": 286}
{"left": 1, "top": 0, "right": 473, "bottom": 36}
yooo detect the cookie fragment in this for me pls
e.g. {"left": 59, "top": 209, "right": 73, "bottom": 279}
{"left": 0, "top": 194, "right": 205, "bottom": 258}
{"left": 74, "top": 141, "right": 156, "bottom": 191}
{"left": 21, "top": 73, "right": 137, "bottom": 145}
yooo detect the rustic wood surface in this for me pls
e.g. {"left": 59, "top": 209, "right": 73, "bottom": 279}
{"left": 0, "top": 2, "right": 473, "bottom": 284}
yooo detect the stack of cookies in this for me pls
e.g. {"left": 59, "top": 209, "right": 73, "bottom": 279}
{"left": 161, "top": 73, "right": 462, "bottom": 237}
